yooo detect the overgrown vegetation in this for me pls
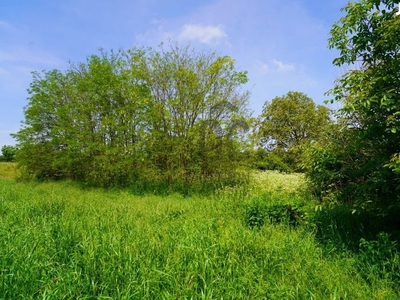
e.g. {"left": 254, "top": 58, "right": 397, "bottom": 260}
{"left": 304, "top": 0, "right": 400, "bottom": 216}
{"left": 248, "top": 148, "right": 294, "bottom": 173}
{"left": 1, "top": 145, "right": 17, "bottom": 162}
{"left": 3, "top": 1, "right": 400, "bottom": 297}
{"left": 255, "top": 91, "right": 331, "bottom": 172}
{"left": 0, "top": 171, "right": 399, "bottom": 299}
{"left": 13, "top": 44, "right": 250, "bottom": 193}
{"left": 8, "top": 1, "right": 400, "bottom": 206}
{"left": 0, "top": 162, "right": 18, "bottom": 180}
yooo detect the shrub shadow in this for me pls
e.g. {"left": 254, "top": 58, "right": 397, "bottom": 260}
{"left": 313, "top": 205, "right": 400, "bottom": 253}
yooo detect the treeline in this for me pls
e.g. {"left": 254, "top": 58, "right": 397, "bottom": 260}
{"left": 11, "top": 0, "right": 400, "bottom": 218}
{"left": 13, "top": 44, "right": 250, "bottom": 193}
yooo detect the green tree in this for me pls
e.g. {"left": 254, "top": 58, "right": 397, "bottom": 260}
{"left": 1, "top": 145, "right": 17, "bottom": 162}
{"left": 257, "top": 91, "right": 330, "bottom": 171}
{"left": 13, "top": 49, "right": 151, "bottom": 184}
{"left": 139, "top": 43, "right": 251, "bottom": 191}
{"left": 306, "top": 0, "right": 400, "bottom": 214}
{"left": 13, "top": 44, "right": 250, "bottom": 192}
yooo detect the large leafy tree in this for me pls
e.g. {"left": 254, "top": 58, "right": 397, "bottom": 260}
{"left": 14, "top": 49, "right": 150, "bottom": 184}
{"left": 306, "top": 0, "right": 400, "bottom": 213}
{"left": 140, "top": 44, "right": 250, "bottom": 188}
{"left": 257, "top": 91, "right": 330, "bottom": 170}
{"left": 13, "top": 44, "right": 250, "bottom": 192}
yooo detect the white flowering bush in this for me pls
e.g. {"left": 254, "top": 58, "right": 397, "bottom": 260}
{"left": 250, "top": 170, "right": 307, "bottom": 197}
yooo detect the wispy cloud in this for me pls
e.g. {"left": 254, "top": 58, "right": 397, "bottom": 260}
{"left": 272, "top": 59, "right": 295, "bottom": 72}
{"left": 0, "top": 65, "right": 34, "bottom": 92}
{"left": 135, "top": 21, "right": 228, "bottom": 47}
{"left": 179, "top": 24, "right": 227, "bottom": 45}
{"left": 134, "top": 19, "right": 174, "bottom": 46}
{"left": 255, "top": 59, "right": 295, "bottom": 73}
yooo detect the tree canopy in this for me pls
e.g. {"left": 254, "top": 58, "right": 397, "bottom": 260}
{"left": 1, "top": 145, "right": 17, "bottom": 162}
{"left": 13, "top": 44, "right": 251, "bottom": 193}
{"left": 257, "top": 91, "right": 330, "bottom": 170}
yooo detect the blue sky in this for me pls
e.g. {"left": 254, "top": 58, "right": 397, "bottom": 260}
{"left": 0, "top": 0, "right": 350, "bottom": 148}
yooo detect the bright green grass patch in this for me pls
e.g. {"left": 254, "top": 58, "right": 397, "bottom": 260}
{"left": 0, "top": 173, "right": 399, "bottom": 299}
{"left": 0, "top": 162, "right": 18, "bottom": 180}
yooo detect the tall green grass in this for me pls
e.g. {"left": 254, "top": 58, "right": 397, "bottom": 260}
{"left": 0, "top": 172, "right": 399, "bottom": 299}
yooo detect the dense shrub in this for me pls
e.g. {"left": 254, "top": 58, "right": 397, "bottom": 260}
{"left": 250, "top": 148, "right": 293, "bottom": 173}
{"left": 243, "top": 194, "right": 305, "bottom": 229}
{"left": 311, "top": 0, "right": 400, "bottom": 217}
{"left": 303, "top": 121, "right": 400, "bottom": 214}
{"left": 1, "top": 145, "right": 17, "bottom": 162}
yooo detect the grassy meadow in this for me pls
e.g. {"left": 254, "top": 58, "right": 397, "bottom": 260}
{"left": 0, "top": 163, "right": 399, "bottom": 299}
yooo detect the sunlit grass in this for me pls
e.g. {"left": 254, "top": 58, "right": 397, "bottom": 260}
{"left": 0, "top": 172, "right": 399, "bottom": 298}
{"left": 0, "top": 162, "right": 18, "bottom": 180}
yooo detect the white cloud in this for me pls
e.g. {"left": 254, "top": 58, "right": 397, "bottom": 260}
{"left": 134, "top": 19, "right": 174, "bottom": 46}
{"left": 179, "top": 24, "right": 227, "bottom": 45}
{"left": 255, "top": 59, "right": 295, "bottom": 73}
{"left": 272, "top": 59, "right": 295, "bottom": 72}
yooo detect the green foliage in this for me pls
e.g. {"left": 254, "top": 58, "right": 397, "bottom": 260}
{"left": 256, "top": 91, "right": 331, "bottom": 171}
{"left": 1, "top": 173, "right": 399, "bottom": 298}
{"left": 243, "top": 197, "right": 267, "bottom": 229}
{"left": 243, "top": 193, "right": 306, "bottom": 229}
{"left": 308, "top": 0, "right": 400, "bottom": 214}
{"left": 249, "top": 148, "right": 293, "bottom": 173}
{"left": 1, "top": 145, "right": 17, "bottom": 162}
{"left": 13, "top": 44, "right": 251, "bottom": 193}
{"left": 304, "top": 121, "right": 400, "bottom": 213}
{"left": 358, "top": 232, "right": 400, "bottom": 287}
{"left": 303, "top": 122, "right": 354, "bottom": 203}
